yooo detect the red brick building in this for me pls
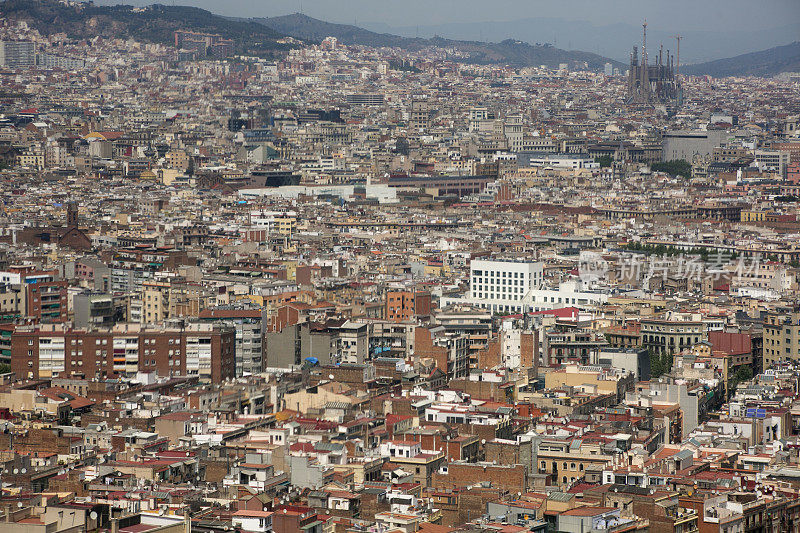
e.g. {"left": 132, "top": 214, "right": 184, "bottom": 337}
{"left": 11, "top": 323, "right": 234, "bottom": 382}
{"left": 386, "top": 290, "right": 432, "bottom": 322}
{"left": 7, "top": 267, "right": 69, "bottom": 323}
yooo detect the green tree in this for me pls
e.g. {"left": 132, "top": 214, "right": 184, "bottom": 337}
{"left": 661, "top": 353, "right": 674, "bottom": 375}
{"left": 650, "top": 349, "right": 663, "bottom": 378}
{"left": 651, "top": 159, "right": 692, "bottom": 179}
{"left": 736, "top": 366, "right": 753, "bottom": 381}
{"left": 595, "top": 155, "right": 613, "bottom": 168}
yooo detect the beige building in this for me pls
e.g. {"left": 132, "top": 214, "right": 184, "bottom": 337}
{"left": 164, "top": 149, "right": 190, "bottom": 171}
{"left": 640, "top": 317, "right": 705, "bottom": 356}
{"left": 535, "top": 438, "right": 614, "bottom": 488}
{"left": 763, "top": 308, "right": 800, "bottom": 368}
{"left": 282, "top": 381, "right": 362, "bottom": 415}
{"left": 543, "top": 364, "right": 634, "bottom": 402}
{"left": 143, "top": 279, "right": 171, "bottom": 324}
{"left": 0, "top": 389, "right": 69, "bottom": 420}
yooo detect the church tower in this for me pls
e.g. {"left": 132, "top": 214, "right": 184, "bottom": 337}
{"left": 67, "top": 202, "right": 78, "bottom": 228}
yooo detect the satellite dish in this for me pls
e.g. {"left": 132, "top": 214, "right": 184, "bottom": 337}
{"left": 329, "top": 374, "right": 335, "bottom": 380}
{"left": 20, "top": 468, "right": 26, "bottom": 474}
{"left": 90, "top": 512, "right": 98, "bottom": 520}
{"left": 13, "top": 468, "right": 18, "bottom": 474}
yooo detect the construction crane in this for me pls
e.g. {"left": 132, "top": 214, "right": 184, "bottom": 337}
{"left": 671, "top": 34, "right": 682, "bottom": 79}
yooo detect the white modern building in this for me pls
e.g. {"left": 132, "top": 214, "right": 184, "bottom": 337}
{"left": 469, "top": 259, "right": 543, "bottom": 302}
{"left": 525, "top": 154, "right": 599, "bottom": 170}
{"left": 0, "top": 40, "right": 35, "bottom": 69}
{"left": 441, "top": 259, "right": 608, "bottom": 314}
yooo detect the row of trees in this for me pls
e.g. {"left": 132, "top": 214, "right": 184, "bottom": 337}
{"left": 648, "top": 349, "right": 754, "bottom": 400}
{"left": 623, "top": 241, "right": 740, "bottom": 262}
{"left": 592, "top": 156, "right": 692, "bottom": 179}
{"left": 624, "top": 242, "right": 800, "bottom": 267}
{"left": 651, "top": 160, "right": 693, "bottom": 178}
{"left": 649, "top": 350, "right": 673, "bottom": 379}
{"left": 595, "top": 155, "right": 613, "bottom": 168}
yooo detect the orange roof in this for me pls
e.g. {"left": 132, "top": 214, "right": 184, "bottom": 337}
{"left": 233, "top": 510, "right": 274, "bottom": 517}
{"left": 562, "top": 507, "right": 617, "bottom": 516}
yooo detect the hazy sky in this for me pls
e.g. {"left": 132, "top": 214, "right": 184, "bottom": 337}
{"left": 104, "top": 0, "right": 800, "bottom": 33}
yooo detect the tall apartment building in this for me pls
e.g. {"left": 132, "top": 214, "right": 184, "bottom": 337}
{"left": 10, "top": 322, "right": 235, "bottom": 382}
{"left": 0, "top": 273, "right": 24, "bottom": 324}
{"left": 173, "top": 31, "right": 234, "bottom": 58}
{"left": 468, "top": 106, "right": 497, "bottom": 133}
{"left": 0, "top": 269, "right": 68, "bottom": 324}
{"left": 142, "top": 279, "right": 171, "bottom": 323}
{"left": 142, "top": 277, "right": 208, "bottom": 324}
{"left": 36, "top": 53, "right": 85, "bottom": 70}
{"left": 385, "top": 289, "right": 431, "bottom": 322}
{"left": 345, "top": 93, "right": 385, "bottom": 106}
{"left": 410, "top": 100, "right": 434, "bottom": 131}
{"left": 470, "top": 259, "right": 543, "bottom": 302}
{"left": 461, "top": 259, "right": 543, "bottom": 314}
{"left": 73, "top": 292, "right": 115, "bottom": 329}
{"left": 504, "top": 113, "right": 524, "bottom": 151}
{"left": 28, "top": 271, "right": 68, "bottom": 323}
{"left": 754, "top": 149, "right": 791, "bottom": 177}
{"left": 0, "top": 40, "right": 36, "bottom": 69}
{"left": 443, "top": 266, "right": 605, "bottom": 314}
{"left": 414, "top": 326, "right": 470, "bottom": 380}
{"left": 763, "top": 308, "right": 800, "bottom": 369}
{"left": 199, "top": 308, "right": 267, "bottom": 376}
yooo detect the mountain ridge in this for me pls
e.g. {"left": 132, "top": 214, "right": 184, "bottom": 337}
{"left": 682, "top": 42, "right": 800, "bottom": 77}
{"left": 360, "top": 18, "right": 800, "bottom": 64}
{"left": 254, "top": 13, "right": 625, "bottom": 70}
{"left": 0, "top": 0, "right": 290, "bottom": 56}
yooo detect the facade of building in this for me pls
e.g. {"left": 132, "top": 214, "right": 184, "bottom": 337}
{"left": 0, "top": 40, "right": 36, "bottom": 69}
{"left": 763, "top": 308, "right": 800, "bottom": 368}
{"left": 385, "top": 289, "right": 432, "bottom": 322}
{"left": 10, "top": 323, "right": 235, "bottom": 382}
